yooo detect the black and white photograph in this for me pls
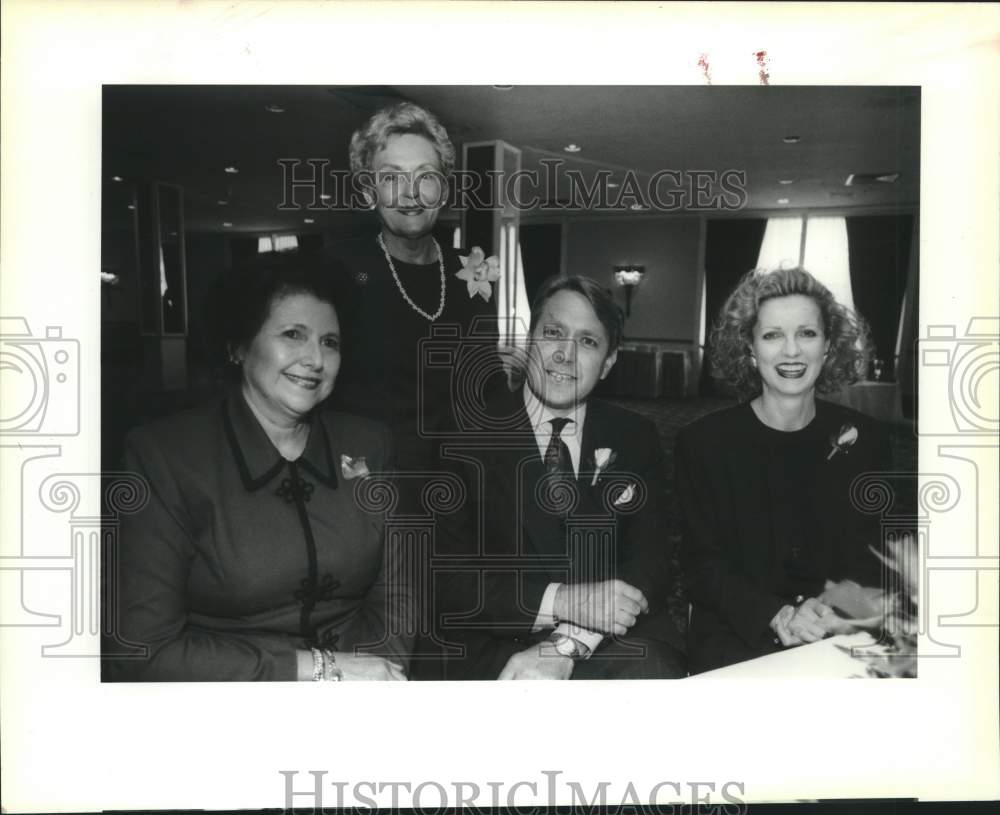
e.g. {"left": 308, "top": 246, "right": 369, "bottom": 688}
{"left": 2, "top": 2, "right": 998, "bottom": 813}
{"left": 99, "top": 84, "right": 920, "bottom": 684}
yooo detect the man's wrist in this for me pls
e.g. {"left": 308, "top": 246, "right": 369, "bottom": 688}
{"left": 538, "top": 641, "right": 575, "bottom": 663}
{"left": 547, "top": 631, "right": 591, "bottom": 660}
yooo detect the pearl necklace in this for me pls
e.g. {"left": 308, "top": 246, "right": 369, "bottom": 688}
{"left": 377, "top": 233, "right": 446, "bottom": 322}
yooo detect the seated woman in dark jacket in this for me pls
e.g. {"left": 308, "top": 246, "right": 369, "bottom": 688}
{"left": 676, "top": 267, "right": 890, "bottom": 674}
{"left": 104, "top": 255, "right": 412, "bottom": 681}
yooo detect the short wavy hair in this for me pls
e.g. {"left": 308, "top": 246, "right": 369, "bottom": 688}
{"left": 710, "top": 267, "right": 872, "bottom": 399}
{"left": 348, "top": 102, "right": 456, "bottom": 176}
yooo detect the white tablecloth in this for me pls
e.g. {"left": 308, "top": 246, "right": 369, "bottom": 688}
{"left": 692, "top": 632, "right": 879, "bottom": 679}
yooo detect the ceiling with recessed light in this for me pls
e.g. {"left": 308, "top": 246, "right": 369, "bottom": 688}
{"left": 103, "top": 85, "right": 919, "bottom": 234}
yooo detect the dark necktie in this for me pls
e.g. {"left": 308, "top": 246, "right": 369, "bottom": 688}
{"left": 544, "top": 417, "right": 574, "bottom": 479}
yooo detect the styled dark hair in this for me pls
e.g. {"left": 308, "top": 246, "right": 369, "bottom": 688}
{"left": 205, "top": 251, "right": 343, "bottom": 376}
{"left": 349, "top": 102, "right": 456, "bottom": 177}
{"left": 710, "top": 266, "right": 872, "bottom": 399}
{"left": 529, "top": 274, "right": 624, "bottom": 355}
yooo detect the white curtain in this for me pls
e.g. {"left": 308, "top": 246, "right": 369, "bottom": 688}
{"left": 756, "top": 216, "right": 803, "bottom": 271}
{"left": 497, "top": 222, "right": 530, "bottom": 346}
{"left": 802, "top": 216, "right": 854, "bottom": 311}
{"left": 756, "top": 215, "right": 855, "bottom": 310}
{"left": 273, "top": 234, "right": 299, "bottom": 253}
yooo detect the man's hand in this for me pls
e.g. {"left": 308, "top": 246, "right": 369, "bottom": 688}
{"left": 770, "top": 598, "right": 834, "bottom": 647}
{"left": 553, "top": 580, "right": 648, "bottom": 636}
{"left": 497, "top": 642, "right": 574, "bottom": 680}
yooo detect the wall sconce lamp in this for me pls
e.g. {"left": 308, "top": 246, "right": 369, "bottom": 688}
{"left": 614, "top": 265, "right": 645, "bottom": 316}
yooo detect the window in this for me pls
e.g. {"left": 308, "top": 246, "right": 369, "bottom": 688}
{"left": 257, "top": 234, "right": 299, "bottom": 253}
{"left": 756, "top": 215, "right": 854, "bottom": 310}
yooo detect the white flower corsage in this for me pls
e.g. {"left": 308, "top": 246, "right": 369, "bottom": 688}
{"left": 613, "top": 483, "right": 636, "bottom": 507}
{"left": 827, "top": 423, "right": 859, "bottom": 460}
{"left": 455, "top": 247, "right": 500, "bottom": 301}
{"left": 590, "top": 447, "right": 617, "bottom": 486}
{"left": 340, "top": 454, "right": 370, "bottom": 480}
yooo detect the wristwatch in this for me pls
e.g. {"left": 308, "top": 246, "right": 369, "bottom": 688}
{"left": 547, "top": 632, "right": 590, "bottom": 659}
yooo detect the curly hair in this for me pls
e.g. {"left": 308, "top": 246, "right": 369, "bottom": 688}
{"left": 348, "top": 101, "right": 456, "bottom": 177}
{"left": 709, "top": 267, "right": 872, "bottom": 399}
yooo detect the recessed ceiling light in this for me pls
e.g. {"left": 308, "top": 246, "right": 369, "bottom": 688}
{"left": 111, "top": 175, "right": 124, "bottom": 182}
{"left": 222, "top": 222, "right": 233, "bottom": 228}
{"left": 563, "top": 143, "right": 582, "bottom": 153}
{"left": 778, "top": 178, "right": 795, "bottom": 185}
{"left": 224, "top": 166, "right": 239, "bottom": 174}
{"left": 303, "top": 218, "right": 315, "bottom": 224}
{"left": 265, "top": 104, "right": 285, "bottom": 114}
{"left": 492, "top": 85, "right": 513, "bottom": 91}
{"left": 217, "top": 199, "right": 228, "bottom": 206}
{"left": 781, "top": 135, "right": 801, "bottom": 144}
{"left": 846, "top": 172, "right": 900, "bottom": 186}
{"left": 126, "top": 204, "right": 135, "bottom": 210}
{"left": 777, "top": 198, "right": 790, "bottom": 204}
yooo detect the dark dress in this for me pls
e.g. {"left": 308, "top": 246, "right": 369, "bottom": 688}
{"left": 104, "top": 390, "right": 412, "bottom": 681}
{"left": 325, "top": 235, "right": 502, "bottom": 471}
{"left": 323, "top": 234, "right": 504, "bottom": 678}
{"left": 675, "top": 399, "right": 890, "bottom": 674}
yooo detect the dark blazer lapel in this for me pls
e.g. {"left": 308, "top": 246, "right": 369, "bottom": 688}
{"left": 484, "top": 390, "right": 568, "bottom": 560}
{"left": 578, "top": 400, "right": 602, "bottom": 485}
{"left": 577, "top": 399, "right": 615, "bottom": 515}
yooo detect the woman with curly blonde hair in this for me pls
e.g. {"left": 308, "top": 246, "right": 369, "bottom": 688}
{"left": 676, "top": 267, "right": 890, "bottom": 673}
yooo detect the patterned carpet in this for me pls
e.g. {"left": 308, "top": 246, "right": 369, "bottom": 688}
{"left": 605, "top": 396, "right": 918, "bottom": 644}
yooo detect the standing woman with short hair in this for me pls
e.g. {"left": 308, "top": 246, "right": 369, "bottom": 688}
{"left": 328, "top": 102, "right": 505, "bottom": 471}
{"left": 325, "top": 102, "right": 508, "bottom": 678}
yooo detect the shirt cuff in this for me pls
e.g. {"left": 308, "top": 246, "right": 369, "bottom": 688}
{"left": 531, "top": 582, "right": 562, "bottom": 632}
{"left": 554, "top": 623, "right": 604, "bottom": 658}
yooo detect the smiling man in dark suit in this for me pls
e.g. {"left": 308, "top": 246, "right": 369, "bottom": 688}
{"left": 435, "top": 275, "right": 686, "bottom": 680}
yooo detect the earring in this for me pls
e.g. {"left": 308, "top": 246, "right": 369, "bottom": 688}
{"left": 749, "top": 354, "right": 757, "bottom": 368}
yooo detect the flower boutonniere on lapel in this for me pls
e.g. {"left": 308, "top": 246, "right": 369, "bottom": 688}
{"left": 456, "top": 247, "right": 501, "bottom": 301}
{"left": 613, "top": 482, "right": 637, "bottom": 508}
{"left": 827, "top": 423, "right": 859, "bottom": 460}
{"left": 340, "top": 454, "right": 370, "bottom": 480}
{"left": 590, "top": 448, "right": 617, "bottom": 486}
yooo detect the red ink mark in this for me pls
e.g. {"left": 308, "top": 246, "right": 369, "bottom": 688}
{"left": 755, "top": 49, "right": 770, "bottom": 85}
{"left": 697, "top": 53, "right": 712, "bottom": 85}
